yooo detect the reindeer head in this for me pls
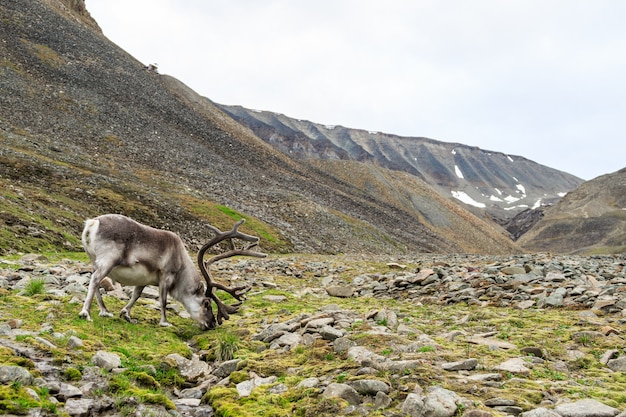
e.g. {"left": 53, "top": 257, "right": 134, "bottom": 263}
{"left": 200, "top": 298, "right": 217, "bottom": 330}
{"left": 187, "top": 282, "right": 218, "bottom": 330}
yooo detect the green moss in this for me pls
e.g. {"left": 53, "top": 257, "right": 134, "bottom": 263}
{"left": 0, "top": 385, "right": 41, "bottom": 415}
{"left": 63, "top": 367, "right": 82, "bottom": 381}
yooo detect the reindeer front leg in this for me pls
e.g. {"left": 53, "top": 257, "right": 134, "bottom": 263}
{"left": 158, "top": 278, "right": 172, "bottom": 327}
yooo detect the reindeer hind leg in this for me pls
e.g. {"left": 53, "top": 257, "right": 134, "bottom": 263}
{"left": 120, "top": 286, "right": 145, "bottom": 323}
{"left": 80, "top": 264, "right": 114, "bottom": 321}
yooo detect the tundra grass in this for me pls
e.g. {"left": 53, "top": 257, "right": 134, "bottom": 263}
{"left": 1, "top": 256, "right": 626, "bottom": 415}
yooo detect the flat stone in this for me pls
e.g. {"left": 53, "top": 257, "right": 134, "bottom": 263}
{"left": 554, "top": 399, "right": 619, "bottom": 417}
{"left": 326, "top": 285, "right": 355, "bottom": 298}
{"left": 494, "top": 358, "right": 531, "bottom": 375}
{"left": 466, "top": 336, "right": 516, "bottom": 350}
{"left": 442, "top": 358, "right": 478, "bottom": 371}
{"left": 323, "top": 383, "right": 361, "bottom": 405}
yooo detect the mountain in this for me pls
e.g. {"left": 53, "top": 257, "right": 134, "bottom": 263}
{"left": 0, "top": 0, "right": 523, "bottom": 255}
{"left": 217, "top": 105, "right": 584, "bottom": 225}
{"left": 517, "top": 168, "right": 626, "bottom": 254}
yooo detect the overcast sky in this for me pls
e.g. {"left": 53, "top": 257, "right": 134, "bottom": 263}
{"left": 87, "top": 1, "right": 625, "bottom": 180}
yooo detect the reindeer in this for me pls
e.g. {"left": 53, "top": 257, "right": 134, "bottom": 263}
{"left": 79, "top": 214, "right": 266, "bottom": 329}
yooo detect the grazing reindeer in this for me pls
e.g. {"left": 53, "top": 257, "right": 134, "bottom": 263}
{"left": 79, "top": 214, "right": 266, "bottom": 329}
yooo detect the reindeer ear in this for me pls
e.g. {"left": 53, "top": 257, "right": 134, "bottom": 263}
{"left": 195, "top": 282, "right": 205, "bottom": 295}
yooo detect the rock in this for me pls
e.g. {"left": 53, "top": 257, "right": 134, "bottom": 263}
{"left": 212, "top": 359, "right": 241, "bottom": 379}
{"left": 297, "top": 377, "right": 320, "bottom": 389}
{"left": 494, "top": 358, "right": 531, "bottom": 375}
{"left": 319, "top": 325, "right": 344, "bottom": 341}
{"left": 347, "top": 346, "right": 386, "bottom": 365}
{"left": 236, "top": 375, "right": 277, "bottom": 397}
{"left": 64, "top": 398, "right": 94, "bottom": 417}
{"left": 333, "top": 337, "right": 356, "bottom": 353}
{"left": 67, "top": 335, "right": 84, "bottom": 349}
{"left": 0, "top": 365, "right": 33, "bottom": 384}
{"left": 502, "top": 266, "right": 526, "bottom": 275}
{"left": 322, "top": 382, "right": 361, "bottom": 405}
{"left": 57, "top": 382, "right": 83, "bottom": 401}
{"left": 402, "top": 393, "right": 425, "bottom": 417}
{"left": 348, "top": 379, "right": 390, "bottom": 395}
{"left": 466, "top": 336, "right": 516, "bottom": 350}
{"left": 375, "top": 391, "right": 392, "bottom": 409}
{"left": 402, "top": 386, "right": 467, "bottom": 417}
{"left": 274, "top": 332, "right": 303, "bottom": 349}
{"left": 485, "top": 397, "right": 516, "bottom": 406}
{"left": 442, "top": 358, "right": 478, "bottom": 371}
{"left": 521, "top": 408, "right": 561, "bottom": 417}
{"left": 607, "top": 356, "right": 626, "bottom": 372}
{"left": 463, "top": 411, "right": 495, "bottom": 417}
{"left": 554, "top": 399, "right": 619, "bottom": 417}
{"left": 467, "top": 373, "right": 502, "bottom": 382}
{"left": 325, "top": 285, "right": 355, "bottom": 298}
{"left": 600, "top": 350, "right": 619, "bottom": 365}
{"left": 520, "top": 347, "right": 545, "bottom": 359}
{"left": 91, "top": 351, "right": 121, "bottom": 371}
{"left": 262, "top": 295, "right": 287, "bottom": 303}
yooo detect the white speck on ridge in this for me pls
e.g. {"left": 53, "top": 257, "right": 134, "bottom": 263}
{"left": 507, "top": 155, "right": 514, "bottom": 162}
{"left": 451, "top": 191, "right": 486, "bottom": 208}
{"left": 454, "top": 165, "right": 464, "bottom": 179}
{"left": 451, "top": 149, "right": 456, "bottom": 155}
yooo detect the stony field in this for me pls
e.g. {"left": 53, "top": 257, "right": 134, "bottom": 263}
{"left": 0, "top": 252, "right": 625, "bottom": 417}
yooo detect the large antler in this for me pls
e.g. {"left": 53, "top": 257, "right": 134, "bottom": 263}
{"left": 197, "top": 219, "right": 267, "bottom": 325}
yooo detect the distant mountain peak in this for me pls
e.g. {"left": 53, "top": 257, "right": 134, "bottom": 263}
{"left": 217, "top": 104, "right": 584, "bottom": 223}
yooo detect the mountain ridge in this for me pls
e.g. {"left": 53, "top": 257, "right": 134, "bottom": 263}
{"left": 217, "top": 104, "right": 583, "bottom": 225}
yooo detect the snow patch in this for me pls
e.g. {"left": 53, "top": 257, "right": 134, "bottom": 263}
{"left": 507, "top": 155, "right": 514, "bottom": 162}
{"left": 516, "top": 183, "right": 526, "bottom": 194}
{"left": 368, "top": 131, "right": 379, "bottom": 134}
{"left": 325, "top": 125, "right": 336, "bottom": 130}
{"left": 494, "top": 188, "right": 503, "bottom": 195}
{"left": 558, "top": 192, "right": 567, "bottom": 197}
{"left": 454, "top": 165, "right": 464, "bottom": 179}
{"left": 490, "top": 195, "right": 503, "bottom": 202}
{"left": 532, "top": 199, "right": 542, "bottom": 209}
{"left": 451, "top": 149, "right": 457, "bottom": 155}
{"left": 504, "top": 204, "right": 529, "bottom": 211}
{"left": 451, "top": 191, "right": 486, "bottom": 208}
{"left": 504, "top": 195, "right": 520, "bottom": 203}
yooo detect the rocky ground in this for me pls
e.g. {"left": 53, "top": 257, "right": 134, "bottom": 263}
{"left": 0, "top": 252, "right": 626, "bottom": 416}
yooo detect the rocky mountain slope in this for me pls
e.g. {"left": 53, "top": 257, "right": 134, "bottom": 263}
{"left": 0, "top": 0, "right": 523, "bottom": 256}
{"left": 218, "top": 105, "right": 584, "bottom": 224}
{"left": 518, "top": 168, "right": 626, "bottom": 254}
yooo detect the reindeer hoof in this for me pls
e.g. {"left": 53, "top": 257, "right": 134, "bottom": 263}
{"left": 119, "top": 311, "right": 135, "bottom": 323}
{"left": 79, "top": 311, "right": 92, "bottom": 321}
{"left": 159, "top": 321, "right": 172, "bottom": 327}
{"left": 99, "top": 311, "right": 114, "bottom": 318}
